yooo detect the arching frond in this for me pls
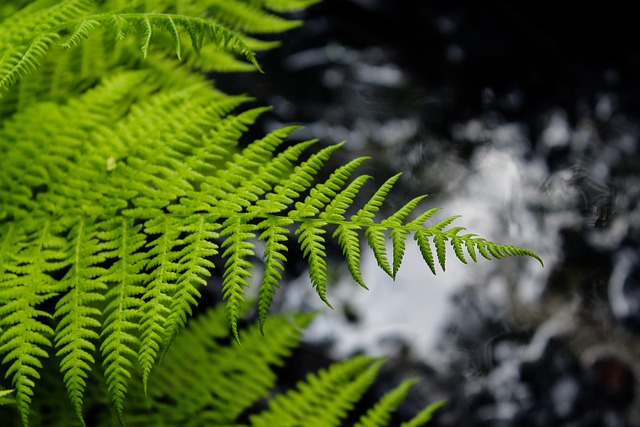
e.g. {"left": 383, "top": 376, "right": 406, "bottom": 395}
{"left": 0, "top": 33, "right": 59, "bottom": 94}
{"left": 0, "top": 0, "right": 96, "bottom": 96}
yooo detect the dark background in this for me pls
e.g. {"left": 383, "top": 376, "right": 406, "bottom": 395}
{"left": 219, "top": 1, "right": 640, "bottom": 426}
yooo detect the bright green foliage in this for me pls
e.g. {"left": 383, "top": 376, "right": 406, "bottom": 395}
{"left": 139, "top": 304, "right": 316, "bottom": 427}
{"left": 0, "top": 303, "right": 444, "bottom": 427}
{"left": 354, "top": 379, "right": 445, "bottom": 427}
{"left": 0, "top": 0, "right": 542, "bottom": 425}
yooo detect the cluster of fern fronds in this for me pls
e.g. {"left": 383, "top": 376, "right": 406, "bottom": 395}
{"left": 2, "top": 302, "right": 445, "bottom": 427}
{"left": 0, "top": 0, "right": 541, "bottom": 426}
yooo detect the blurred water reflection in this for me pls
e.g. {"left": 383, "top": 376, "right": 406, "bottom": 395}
{"left": 228, "top": 1, "right": 640, "bottom": 425}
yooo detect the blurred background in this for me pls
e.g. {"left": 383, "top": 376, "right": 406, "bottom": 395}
{"left": 217, "top": 1, "right": 640, "bottom": 425}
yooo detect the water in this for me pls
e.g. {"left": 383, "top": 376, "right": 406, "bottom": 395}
{"left": 232, "top": 1, "right": 640, "bottom": 424}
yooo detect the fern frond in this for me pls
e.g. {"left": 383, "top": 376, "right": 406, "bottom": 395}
{"left": 0, "top": 219, "right": 66, "bottom": 427}
{"left": 413, "top": 219, "right": 543, "bottom": 274}
{"left": 283, "top": 143, "right": 346, "bottom": 209}
{"left": 138, "top": 215, "right": 182, "bottom": 394}
{"left": 162, "top": 213, "right": 219, "bottom": 349}
{"left": 334, "top": 222, "right": 366, "bottom": 289}
{"left": 399, "top": 400, "right": 446, "bottom": 427}
{"left": 256, "top": 216, "right": 293, "bottom": 333}
{"left": 247, "top": 139, "right": 319, "bottom": 216}
{"left": 354, "top": 378, "right": 418, "bottom": 427}
{"left": 53, "top": 218, "right": 106, "bottom": 426}
{"left": 223, "top": 125, "right": 306, "bottom": 209}
{"left": 352, "top": 173, "right": 402, "bottom": 225}
{"left": 0, "top": 388, "right": 14, "bottom": 405}
{"left": 431, "top": 215, "right": 459, "bottom": 271}
{"left": 209, "top": 0, "right": 303, "bottom": 33}
{"left": 220, "top": 216, "right": 256, "bottom": 343}
{"left": 446, "top": 227, "right": 468, "bottom": 264}
{"left": 0, "top": 33, "right": 59, "bottom": 95}
{"left": 381, "top": 195, "right": 428, "bottom": 278}
{"left": 88, "top": 12, "right": 261, "bottom": 68}
{"left": 328, "top": 174, "right": 372, "bottom": 288}
{"left": 296, "top": 220, "right": 330, "bottom": 307}
{"left": 58, "top": 18, "right": 100, "bottom": 48}
{"left": 194, "top": 108, "right": 287, "bottom": 213}
{"left": 133, "top": 305, "right": 313, "bottom": 425}
{"left": 0, "top": 0, "right": 96, "bottom": 96}
{"left": 289, "top": 156, "right": 369, "bottom": 219}
{"left": 322, "top": 174, "right": 371, "bottom": 222}
{"left": 365, "top": 225, "right": 393, "bottom": 278}
{"left": 250, "top": 356, "right": 382, "bottom": 427}
{"left": 98, "top": 218, "right": 148, "bottom": 422}
{"left": 257, "top": 0, "right": 322, "bottom": 13}
{"left": 414, "top": 230, "right": 437, "bottom": 275}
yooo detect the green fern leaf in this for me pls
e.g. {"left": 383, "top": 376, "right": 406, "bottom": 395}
{"left": 0, "top": 33, "right": 59, "bottom": 95}
{"left": 381, "top": 195, "right": 427, "bottom": 277}
{"left": 0, "top": 219, "right": 65, "bottom": 427}
{"left": 290, "top": 156, "right": 368, "bottom": 218}
{"left": 139, "top": 15, "right": 153, "bottom": 57}
{"left": 432, "top": 215, "right": 459, "bottom": 272}
{"left": 162, "top": 214, "right": 219, "bottom": 349}
{"left": 144, "top": 305, "right": 314, "bottom": 425}
{"left": 53, "top": 218, "right": 106, "bottom": 426}
{"left": 248, "top": 139, "right": 319, "bottom": 215}
{"left": 220, "top": 216, "right": 256, "bottom": 343}
{"left": 221, "top": 125, "right": 306, "bottom": 212}
{"left": 0, "top": 388, "right": 14, "bottom": 405}
{"left": 279, "top": 143, "right": 344, "bottom": 215}
{"left": 209, "top": 0, "right": 303, "bottom": 33}
{"left": 354, "top": 378, "right": 418, "bottom": 427}
{"left": 365, "top": 225, "right": 393, "bottom": 278}
{"left": 322, "top": 174, "right": 371, "bottom": 222}
{"left": 0, "top": 0, "right": 96, "bottom": 96}
{"left": 327, "top": 174, "right": 372, "bottom": 288}
{"left": 58, "top": 18, "right": 100, "bottom": 48}
{"left": 0, "top": 2, "right": 543, "bottom": 424}
{"left": 250, "top": 356, "right": 382, "bottom": 427}
{"left": 406, "top": 207, "right": 441, "bottom": 229}
{"left": 257, "top": 216, "right": 293, "bottom": 333}
{"left": 414, "top": 230, "right": 437, "bottom": 275}
{"left": 352, "top": 173, "right": 402, "bottom": 225}
{"left": 258, "top": 0, "right": 322, "bottom": 13}
{"left": 98, "top": 218, "right": 147, "bottom": 422}
{"left": 399, "top": 400, "right": 446, "bottom": 427}
{"left": 334, "top": 223, "right": 366, "bottom": 289}
{"left": 138, "top": 215, "right": 182, "bottom": 394}
{"left": 295, "top": 220, "right": 330, "bottom": 307}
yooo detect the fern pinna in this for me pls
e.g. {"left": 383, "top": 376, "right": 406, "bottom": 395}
{"left": 0, "top": 0, "right": 541, "bottom": 425}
